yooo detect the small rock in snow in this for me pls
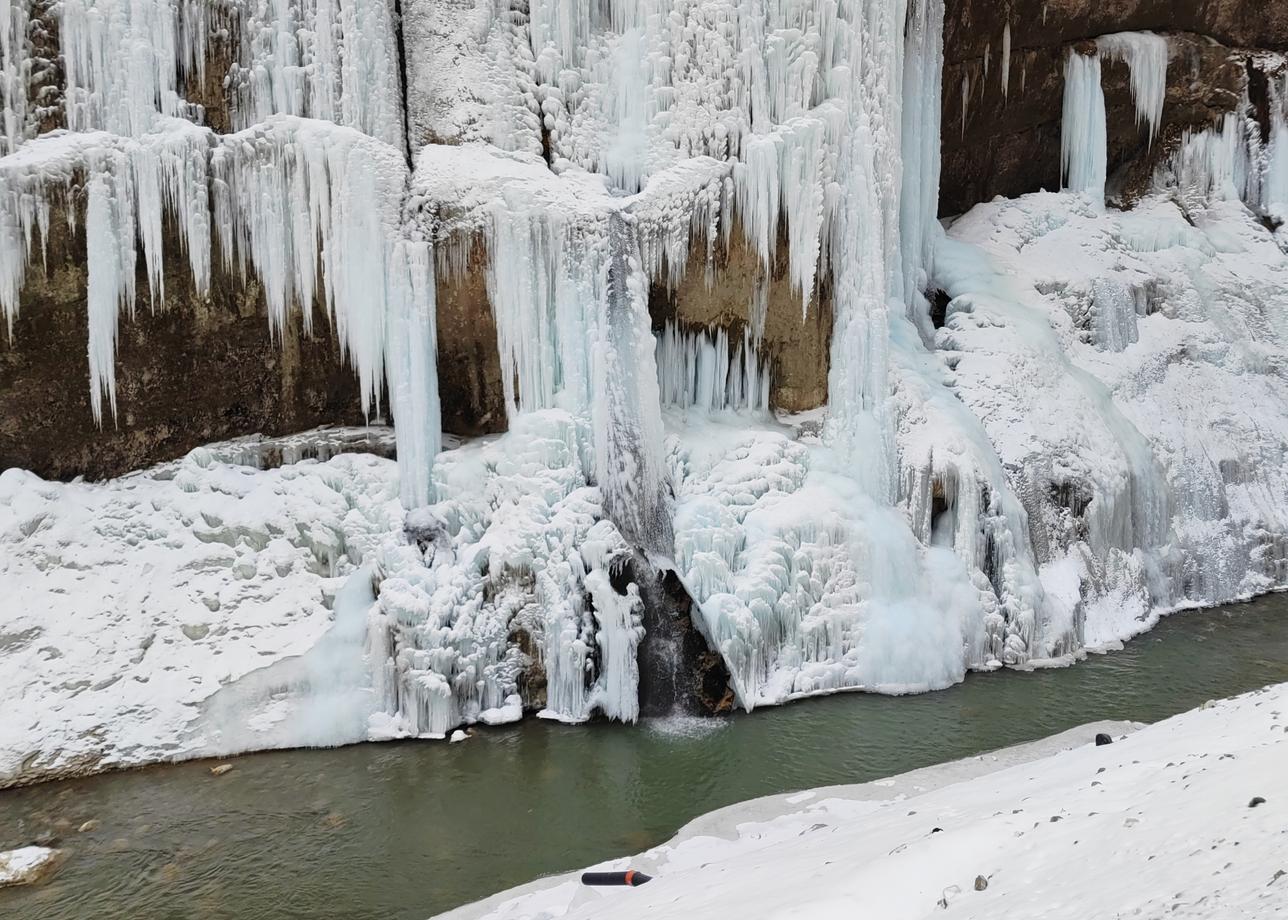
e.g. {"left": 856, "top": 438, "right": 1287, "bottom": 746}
{"left": 1095, "top": 733, "right": 1113, "bottom": 746}
{"left": 449, "top": 730, "right": 468, "bottom": 743}
{"left": 1248, "top": 796, "right": 1266, "bottom": 808}
{"left": 974, "top": 875, "right": 989, "bottom": 891}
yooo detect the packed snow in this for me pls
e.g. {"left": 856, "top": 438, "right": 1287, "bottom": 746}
{"left": 0, "top": 444, "right": 403, "bottom": 786}
{"left": 439, "top": 682, "right": 1288, "bottom": 920}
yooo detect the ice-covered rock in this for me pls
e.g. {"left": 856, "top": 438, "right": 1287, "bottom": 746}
{"left": 0, "top": 846, "right": 60, "bottom": 888}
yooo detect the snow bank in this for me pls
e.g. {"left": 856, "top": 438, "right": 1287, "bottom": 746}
{"left": 0, "top": 446, "right": 403, "bottom": 786}
{"left": 441, "top": 682, "right": 1288, "bottom": 920}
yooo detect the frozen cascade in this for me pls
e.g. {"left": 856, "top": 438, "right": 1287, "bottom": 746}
{"left": 1061, "top": 51, "right": 1107, "bottom": 203}
{"left": 596, "top": 211, "right": 672, "bottom": 555}
{"left": 3, "top": 0, "right": 1288, "bottom": 761}
{"left": 655, "top": 321, "right": 772, "bottom": 415}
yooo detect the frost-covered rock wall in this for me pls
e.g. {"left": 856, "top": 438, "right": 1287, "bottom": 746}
{"left": 2, "top": 0, "right": 1288, "bottom": 783}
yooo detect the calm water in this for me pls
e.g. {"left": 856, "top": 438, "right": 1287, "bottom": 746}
{"left": 3, "top": 596, "right": 1287, "bottom": 920}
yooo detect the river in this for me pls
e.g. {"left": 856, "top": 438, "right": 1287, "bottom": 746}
{"left": 3, "top": 595, "right": 1287, "bottom": 920}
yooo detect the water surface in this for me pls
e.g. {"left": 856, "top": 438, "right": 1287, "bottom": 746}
{"left": 3, "top": 596, "right": 1287, "bottom": 920}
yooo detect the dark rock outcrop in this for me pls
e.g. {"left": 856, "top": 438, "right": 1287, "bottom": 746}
{"left": 0, "top": 203, "right": 366, "bottom": 480}
{"left": 941, "top": 0, "right": 1285, "bottom": 214}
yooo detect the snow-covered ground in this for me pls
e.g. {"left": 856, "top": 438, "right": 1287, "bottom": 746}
{"left": 0, "top": 440, "right": 404, "bottom": 787}
{"left": 441, "top": 682, "right": 1288, "bottom": 920}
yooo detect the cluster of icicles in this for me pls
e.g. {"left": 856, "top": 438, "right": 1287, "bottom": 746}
{"left": 1059, "top": 30, "right": 1288, "bottom": 219}
{"left": 10, "top": 1, "right": 1284, "bottom": 739}
{"left": 0, "top": 0, "right": 1069, "bottom": 734}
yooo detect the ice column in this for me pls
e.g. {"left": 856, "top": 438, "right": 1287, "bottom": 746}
{"left": 385, "top": 241, "right": 442, "bottom": 509}
{"left": 1, "top": 0, "right": 30, "bottom": 155}
{"left": 825, "top": 0, "right": 905, "bottom": 502}
{"left": 1264, "top": 74, "right": 1288, "bottom": 221}
{"left": 1061, "top": 51, "right": 1107, "bottom": 203}
{"left": 596, "top": 211, "right": 672, "bottom": 554}
{"left": 901, "top": 0, "right": 946, "bottom": 321}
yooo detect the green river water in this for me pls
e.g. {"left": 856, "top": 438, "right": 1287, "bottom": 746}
{"left": 2, "top": 595, "right": 1287, "bottom": 920}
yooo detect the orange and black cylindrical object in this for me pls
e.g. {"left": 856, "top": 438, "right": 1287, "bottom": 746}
{"left": 581, "top": 870, "right": 653, "bottom": 887}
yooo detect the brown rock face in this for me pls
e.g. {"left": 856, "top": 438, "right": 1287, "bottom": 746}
{"left": 0, "top": 200, "right": 366, "bottom": 480}
{"left": 941, "top": 0, "right": 1285, "bottom": 215}
{"left": 651, "top": 229, "right": 833, "bottom": 414}
{"left": 434, "top": 245, "right": 508, "bottom": 437}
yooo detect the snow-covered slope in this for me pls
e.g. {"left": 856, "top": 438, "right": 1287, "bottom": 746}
{"left": 441, "top": 682, "right": 1288, "bottom": 920}
{"left": 0, "top": 443, "right": 404, "bottom": 786}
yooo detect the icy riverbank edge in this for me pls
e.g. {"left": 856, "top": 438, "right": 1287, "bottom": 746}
{"left": 1, "top": 418, "right": 1285, "bottom": 792}
{"left": 439, "top": 682, "right": 1288, "bottom": 920}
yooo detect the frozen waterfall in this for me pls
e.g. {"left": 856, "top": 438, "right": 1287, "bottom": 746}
{"left": 2, "top": 0, "right": 1288, "bottom": 752}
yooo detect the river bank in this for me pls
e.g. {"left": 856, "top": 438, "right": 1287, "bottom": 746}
{"left": 1, "top": 596, "right": 1286, "bottom": 919}
{"left": 443, "top": 683, "right": 1287, "bottom": 919}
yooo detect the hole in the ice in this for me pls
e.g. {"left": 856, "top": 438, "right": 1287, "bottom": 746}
{"left": 930, "top": 477, "right": 956, "bottom": 548}
{"left": 1246, "top": 59, "right": 1273, "bottom": 145}
{"left": 1049, "top": 480, "right": 1093, "bottom": 519}
{"left": 930, "top": 289, "right": 951, "bottom": 330}
{"left": 608, "top": 553, "right": 634, "bottom": 595}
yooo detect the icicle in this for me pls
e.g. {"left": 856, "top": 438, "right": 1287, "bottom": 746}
{"left": 1061, "top": 51, "right": 1107, "bottom": 204}
{"left": 229, "top": 0, "right": 406, "bottom": 149}
{"left": 1097, "top": 33, "right": 1168, "bottom": 144}
{"left": 655, "top": 321, "right": 772, "bottom": 414}
{"left": 1001, "top": 24, "right": 1012, "bottom": 101}
{"left": 60, "top": 0, "right": 204, "bottom": 137}
{"left": 84, "top": 160, "right": 136, "bottom": 425}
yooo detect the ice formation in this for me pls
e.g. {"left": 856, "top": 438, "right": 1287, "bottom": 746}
{"left": 2, "top": 0, "right": 1288, "bottom": 773}
{"left": 655, "top": 322, "right": 772, "bottom": 415}
{"left": 1061, "top": 52, "right": 1108, "bottom": 201}
{"left": 1097, "top": 32, "right": 1169, "bottom": 143}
